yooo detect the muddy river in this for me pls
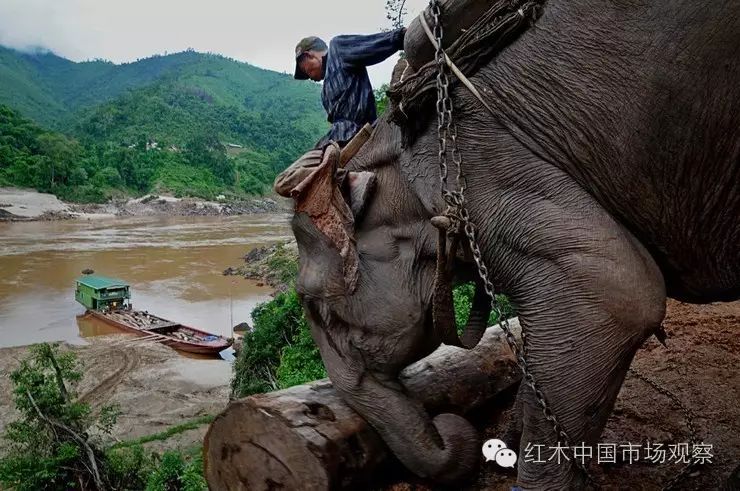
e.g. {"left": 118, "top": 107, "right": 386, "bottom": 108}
{"left": 0, "top": 214, "right": 292, "bottom": 348}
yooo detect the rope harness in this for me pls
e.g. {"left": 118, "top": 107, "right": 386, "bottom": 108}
{"left": 423, "top": 1, "right": 699, "bottom": 488}
{"left": 389, "top": 0, "right": 544, "bottom": 144}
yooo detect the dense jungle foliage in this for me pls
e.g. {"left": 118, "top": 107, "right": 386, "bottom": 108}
{"left": 0, "top": 46, "right": 327, "bottom": 201}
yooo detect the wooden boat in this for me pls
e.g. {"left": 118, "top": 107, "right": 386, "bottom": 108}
{"left": 75, "top": 274, "right": 232, "bottom": 356}
{"left": 85, "top": 309, "right": 232, "bottom": 356}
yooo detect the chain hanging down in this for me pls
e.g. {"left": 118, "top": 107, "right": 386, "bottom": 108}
{"left": 427, "top": 0, "right": 597, "bottom": 485}
{"left": 426, "top": 1, "right": 705, "bottom": 489}
{"left": 628, "top": 366, "right": 700, "bottom": 491}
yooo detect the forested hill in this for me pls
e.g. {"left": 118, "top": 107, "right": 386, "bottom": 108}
{"left": 0, "top": 46, "right": 326, "bottom": 135}
{"left": 0, "top": 46, "right": 328, "bottom": 202}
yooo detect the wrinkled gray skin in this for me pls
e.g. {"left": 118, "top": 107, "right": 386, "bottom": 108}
{"left": 292, "top": 1, "right": 740, "bottom": 488}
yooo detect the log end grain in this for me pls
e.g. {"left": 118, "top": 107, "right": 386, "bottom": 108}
{"left": 204, "top": 322, "right": 523, "bottom": 490}
{"left": 204, "top": 381, "right": 388, "bottom": 491}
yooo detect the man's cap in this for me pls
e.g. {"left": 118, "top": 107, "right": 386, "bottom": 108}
{"left": 294, "top": 36, "right": 328, "bottom": 80}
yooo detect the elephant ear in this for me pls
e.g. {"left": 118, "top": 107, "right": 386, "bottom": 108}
{"left": 345, "top": 171, "right": 376, "bottom": 220}
{"left": 294, "top": 145, "right": 360, "bottom": 293}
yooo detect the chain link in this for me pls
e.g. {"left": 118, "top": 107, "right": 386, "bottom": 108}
{"left": 428, "top": 0, "right": 596, "bottom": 485}
{"left": 628, "top": 367, "right": 700, "bottom": 491}
{"left": 428, "top": 2, "right": 703, "bottom": 489}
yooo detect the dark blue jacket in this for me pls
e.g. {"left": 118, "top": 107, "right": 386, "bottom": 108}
{"left": 315, "top": 28, "right": 405, "bottom": 149}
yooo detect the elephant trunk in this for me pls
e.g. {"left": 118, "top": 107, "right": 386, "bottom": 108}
{"left": 460, "top": 281, "right": 492, "bottom": 348}
{"left": 432, "top": 217, "right": 491, "bottom": 350}
{"left": 305, "top": 298, "right": 481, "bottom": 483}
{"left": 335, "top": 374, "right": 480, "bottom": 483}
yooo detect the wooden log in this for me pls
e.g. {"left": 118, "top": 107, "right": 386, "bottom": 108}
{"left": 403, "top": 0, "right": 494, "bottom": 72}
{"left": 204, "top": 319, "right": 523, "bottom": 490}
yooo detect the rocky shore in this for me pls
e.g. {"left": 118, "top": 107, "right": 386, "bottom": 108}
{"left": 223, "top": 240, "right": 298, "bottom": 293}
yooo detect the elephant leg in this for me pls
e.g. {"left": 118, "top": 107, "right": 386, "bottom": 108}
{"left": 510, "top": 223, "right": 665, "bottom": 488}
{"left": 305, "top": 311, "right": 480, "bottom": 483}
{"left": 512, "top": 224, "right": 663, "bottom": 488}
{"left": 465, "top": 165, "right": 667, "bottom": 489}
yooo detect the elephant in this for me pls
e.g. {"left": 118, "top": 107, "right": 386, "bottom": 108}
{"left": 287, "top": 0, "right": 740, "bottom": 488}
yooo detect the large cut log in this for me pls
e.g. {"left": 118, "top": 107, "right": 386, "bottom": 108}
{"left": 403, "top": 0, "right": 495, "bottom": 72}
{"left": 204, "top": 319, "right": 523, "bottom": 491}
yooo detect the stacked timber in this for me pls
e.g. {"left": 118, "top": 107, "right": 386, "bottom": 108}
{"left": 106, "top": 310, "right": 158, "bottom": 329}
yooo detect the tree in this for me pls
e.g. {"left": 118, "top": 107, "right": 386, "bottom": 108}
{"left": 0, "top": 344, "right": 117, "bottom": 491}
{"left": 0, "top": 343, "right": 210, "bottom": 490}
{"left": 36, "top": 133, "right": 82, "bottom": 188}
{"left": 232, "top": 289, "right": 309, "bottom": 397}
{"left": 94, "top": 166, "right": 123, "bottom": 187}
{"left": 184, "top": 134, "right": 234, "bottom": 185}
{"left": 374, "top": 84, "right": 391, "bottom": 116}
{"left": 385, "top": 0, "right": 408, "bottom": 30}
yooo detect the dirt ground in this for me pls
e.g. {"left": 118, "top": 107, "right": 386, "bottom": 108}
{"left": 0, "top": 335, "right": 231, "bottom": 451}
{"left": 389, "top": 300, "right": 740, "bottom": 491}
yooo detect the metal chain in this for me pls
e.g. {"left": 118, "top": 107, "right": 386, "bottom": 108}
{"left": 628, "top": 366, "right": 700, "bottom": 491}
{"left": 428, "top": 0, "right": 597, "bottom": 486}
{"left": 428, "top": 2, "right": 702, "bottom": 489}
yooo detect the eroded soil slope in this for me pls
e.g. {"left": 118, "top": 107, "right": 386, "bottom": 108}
{"left": 391, "top": 300, "right": 739, "bottom": 490}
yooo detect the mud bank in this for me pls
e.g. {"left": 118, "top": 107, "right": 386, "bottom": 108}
{"left": 0, "top": 187, "right": 285, "bottom": 222}
{"left": 0, "top": 335, "right": 231, "bottom": 450}
{"left": 72, "top": 194, "right": 284, "bottom": 219}
{"left": 0, "top": 187, "right": 72, "bottom": 220}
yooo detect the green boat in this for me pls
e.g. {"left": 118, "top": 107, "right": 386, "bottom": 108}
{"left": 74, "top": 274, "right": 231, "bottom": 356}
{"left": 75, "top": 275, "right": 131, "bottom": 311}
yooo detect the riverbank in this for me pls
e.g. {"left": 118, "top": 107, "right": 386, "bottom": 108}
{"left": 0, "top": 335, "right": 230, "bottom": 453}
{"left": 0, "top": 211, "right": 290, "bottom": 459}
{"left": 0, "top": 187, "right": 286, "bottom": 222}
{"left": 223, "top": 240, "right": 298, "bottom": 293}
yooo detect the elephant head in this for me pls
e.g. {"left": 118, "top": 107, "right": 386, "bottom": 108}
{"left": 290, "top": 116, "right": 483, "bottom": 482}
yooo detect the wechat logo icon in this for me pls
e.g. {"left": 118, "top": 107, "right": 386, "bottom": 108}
{"left": 482, "top": 438, "right": 518, "bottom": 468}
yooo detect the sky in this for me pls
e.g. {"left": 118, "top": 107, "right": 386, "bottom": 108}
{"left": 0, "top": 0, "right": 430, "bottom": 87}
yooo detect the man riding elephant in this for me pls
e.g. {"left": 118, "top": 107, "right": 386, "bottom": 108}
{"left": 273, "top": 28, "right": 405, "bottom": 197}
{"left": 285, "top": 0, "right": 739, "bottom": 488}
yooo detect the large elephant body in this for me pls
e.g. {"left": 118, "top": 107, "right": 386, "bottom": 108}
{"left": 290, "top": 0, "right": 739, "bottom": 488}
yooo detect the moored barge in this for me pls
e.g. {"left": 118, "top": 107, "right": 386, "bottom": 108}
{"left": 75, "top": 275, "right": 232, "bottom": 356}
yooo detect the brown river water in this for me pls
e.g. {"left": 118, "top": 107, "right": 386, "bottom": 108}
{"left": 0, "top": 214, "right": 292, "bottom": 349}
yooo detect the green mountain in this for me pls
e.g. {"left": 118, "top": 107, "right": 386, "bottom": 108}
{"left": 0, "top": 46, "right": 329, "bottom": 201}
{"left": 0, "top": 46, "right": 326, "bottom": 131}
{"left": 76, "top": 57, "right": 324, "bottom": 162}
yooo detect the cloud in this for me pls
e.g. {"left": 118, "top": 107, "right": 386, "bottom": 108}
{"left": 0, "top": 0, "right": 429, "bottom": 86}
{"left": 0, "top": 0, "right": 97, "bottom": 59}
